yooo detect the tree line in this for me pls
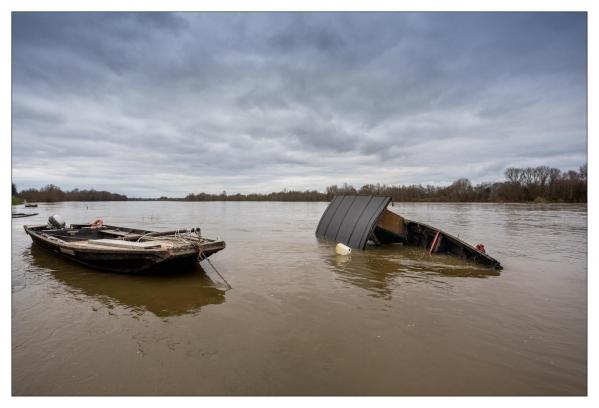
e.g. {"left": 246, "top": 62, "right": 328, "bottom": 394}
{"left": 14, "top": 184, "right": 128, "bottom": 202}
{"left": 184, "top": 164, "right": 587, "bottom": 203}
{"left": 183, "top": 189, "right": 326, "bottom": 202}
{"left": 12, "top": 163, "right": 586, "bottom": 203}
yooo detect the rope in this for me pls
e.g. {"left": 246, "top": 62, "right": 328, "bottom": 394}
{"left": 205, "top": 257, "right": 232, "bottom": 291}
{"left": 122, "top": 228, "right": 232, "bottom": 290}
{"left": 196, "top": 240, "right": 232, "bottom": 291}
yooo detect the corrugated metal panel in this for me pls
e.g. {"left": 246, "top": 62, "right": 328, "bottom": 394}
{"left": 315, "top": 195, "right": 343, "bottom": 237}
{"left": 315, "top": 195, "right": 392, "bottom": 249}
{"left": 348, "top": 196, "right": 391, "bottom": 249}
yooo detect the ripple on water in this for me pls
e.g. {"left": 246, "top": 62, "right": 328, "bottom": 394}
{"left": 11, "top": 201, "right": 586, "bottom": 395}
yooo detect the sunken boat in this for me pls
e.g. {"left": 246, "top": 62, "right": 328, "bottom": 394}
{"left": 24, "top": 215, "right": 226, "bottom": 274}
{"left": 316, "top": 195, "right": 502, "bottom": 269}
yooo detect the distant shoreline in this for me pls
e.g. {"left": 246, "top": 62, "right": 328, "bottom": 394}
{"left": 12, "top": 163, "right": 587, "bottom": 204}
{"left": 12, "top": 199, "right": 587, "bottom": 205}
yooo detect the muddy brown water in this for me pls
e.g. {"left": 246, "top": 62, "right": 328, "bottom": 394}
{"left": 11, "top": 201, "right": 587, "bottom": 395}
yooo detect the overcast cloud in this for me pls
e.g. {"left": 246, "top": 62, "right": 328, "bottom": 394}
{"left": 11, "top": 12, "right": 587, "bottom": 197}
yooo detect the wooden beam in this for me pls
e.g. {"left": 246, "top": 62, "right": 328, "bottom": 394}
{"left": 428, "top": 231, "right": 441, "bottom": 255}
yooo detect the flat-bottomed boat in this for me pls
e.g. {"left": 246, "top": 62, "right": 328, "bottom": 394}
{"left": 24, "top": 217, "right": 225, "bottom": 274}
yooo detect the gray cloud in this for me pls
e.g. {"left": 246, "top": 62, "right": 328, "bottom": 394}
{"left": 12, "top": 12, "right": 587, "bottom": 197}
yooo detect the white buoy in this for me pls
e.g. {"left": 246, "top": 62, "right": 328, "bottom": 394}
{"left": 335, "top": 243, "right": 352, "bottom": 256}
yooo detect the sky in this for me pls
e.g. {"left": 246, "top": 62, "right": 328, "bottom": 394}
{"left": 11, "top": 12, "right": 587, "bottom": 198}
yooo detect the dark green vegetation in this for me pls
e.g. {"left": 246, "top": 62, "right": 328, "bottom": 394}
{"left": 12, "top": 183, "right": 23, "bottom": 205}
{"left": 12, "top": 164, "right": 586, "bottom": 203}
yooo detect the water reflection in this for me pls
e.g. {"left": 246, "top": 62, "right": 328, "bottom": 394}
{"left": 323, "top": 243, "right": 500, "bottom": 299}
{"left": 27, "top": 245, "right": 225, "bottom": 317}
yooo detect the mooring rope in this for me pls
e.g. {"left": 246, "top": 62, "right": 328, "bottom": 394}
{"left": 205, "top": 257, "right": 232, "bottom": 291}
{"left": 197, "top": 243, "right": 232, "bottom": 291}
{"left": 125, "top": 228, "right": 231, "bottom": 290}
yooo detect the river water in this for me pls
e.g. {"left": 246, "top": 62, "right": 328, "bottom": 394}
{"left": 11, "top": 201, "right": 587, "bottom": 395}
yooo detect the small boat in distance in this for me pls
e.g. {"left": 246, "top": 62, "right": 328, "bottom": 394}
{"left": 24, "top": 216, "right": 226, "bottom": 274}
{"left": 13, "top": 212, "right": 38, "bottom": 218}
{"left": 316, "top": 195, "right": 502, "bottom": 269}
{"left": 24, "top": 203, "right": 38, "bottom": 208}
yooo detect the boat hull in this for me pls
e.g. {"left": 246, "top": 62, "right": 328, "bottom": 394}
{"left": 316, "top": 195, "right": 502, "bottom": 269}
{"left": 25, "top": 224, "right": 225, "bottom": 274}
{"left": 12, "top": 213, "right": 38, "bottom": 218}
{"left": 376, "top": 217, "right": 502, "bottom": 269}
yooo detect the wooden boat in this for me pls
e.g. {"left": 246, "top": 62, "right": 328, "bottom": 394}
{"left": 316, "top": 195, "right": 502, "bottom": 269}
{"left": 24, "top": 203, "right": 38, "bottom": 207}
{"left": 24, "top": 220, "right": 226, "bottom": 274}
{"left": 12, "top": 212, "right": 38, "bottom": 218}
{"left": 374, "top": 207, "right": 502, "bottom": 269}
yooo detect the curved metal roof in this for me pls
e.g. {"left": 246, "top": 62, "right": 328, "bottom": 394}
{"left": 315, "top": 195, "right": 392, "bottom": 249}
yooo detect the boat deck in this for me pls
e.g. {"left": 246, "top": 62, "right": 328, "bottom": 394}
{"left": 24, "top": 222, "right": 226, "bottom": 273}
{"left": 26, "top": 224, "right": 224, "bottom": 253}
{"left": 63, "top": 237, "right": 212, "bottom": 251}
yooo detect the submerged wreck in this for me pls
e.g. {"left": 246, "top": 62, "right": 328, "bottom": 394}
{"left": 316, "top": 195, "right": 502, "bottom": 269}
{"left": 24, "top": 216, "right": 225, "bottom": 274}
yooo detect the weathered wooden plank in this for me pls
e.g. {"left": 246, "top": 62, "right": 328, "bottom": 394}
{"left": 88, "top": 239, "right": 162, "bottom": 249}
{"left": 100, "top": 229, "right": 130, "bottom": 237}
